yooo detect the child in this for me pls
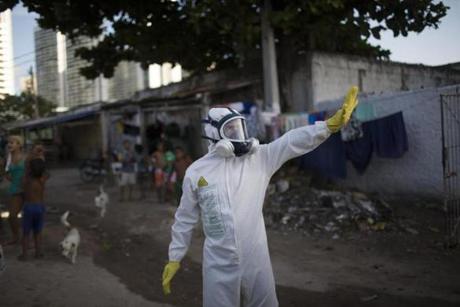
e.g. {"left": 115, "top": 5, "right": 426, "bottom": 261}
{"left": 4, "top": 135, "right": 25, "bottom": 245}
{"left": 23, "top": 140, "right": 48, "bottom": 184}
{"left": 18, "top": 158, "right": 48, "bottom": 260}
{"left": 163, "top": 150, "right": 176, "bottom": 203}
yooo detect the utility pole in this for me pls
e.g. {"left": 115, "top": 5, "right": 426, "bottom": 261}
{"left": 261, "top": 0, "right": 281, "bottom": 114}
{"left": 28, "top": 66, "right": 40, "bottom": 118}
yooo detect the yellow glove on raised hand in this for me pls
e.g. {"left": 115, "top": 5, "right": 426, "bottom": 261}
{"left": 162, "top": 261, "right": 180, "bottom": 295}
{"left": 326, "top": 86, "right": 359, "bottom": 133}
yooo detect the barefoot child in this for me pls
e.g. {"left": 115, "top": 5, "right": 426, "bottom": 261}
{"left": 18, "top": 158, "right": 48, "bottom": 260}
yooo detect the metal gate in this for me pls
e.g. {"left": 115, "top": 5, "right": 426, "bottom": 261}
{"left": 441, "top": 92, "right": 460, "bottom": 247}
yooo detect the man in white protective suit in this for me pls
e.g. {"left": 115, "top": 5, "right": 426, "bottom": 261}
{"left": 162, "top": 86, "right": 359, "bottom": 307}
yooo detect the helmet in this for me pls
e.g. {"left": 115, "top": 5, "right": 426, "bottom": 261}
{"left": 202, "top": 107, "right": 258, "bottom": 157}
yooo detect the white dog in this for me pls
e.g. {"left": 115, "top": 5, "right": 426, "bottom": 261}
{"left": 94, "top": 185, "right": 109, "bottom": 218}
{"left": 60, "top": 211, "right": 80, "bottom": 264}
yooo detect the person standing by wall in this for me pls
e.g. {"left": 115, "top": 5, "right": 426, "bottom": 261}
{"left": 118, "top": 140, "right": 136, "bottom": 202}
{"left": 4, "top": 135, "right": 25, "bottom": 245}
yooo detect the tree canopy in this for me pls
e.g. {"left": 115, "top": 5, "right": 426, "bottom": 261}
{"left": 0, "top": 93, "right": 56, "bottom": 124}
{"left": 1, "top": 0, "right": 448, "bottom": 78}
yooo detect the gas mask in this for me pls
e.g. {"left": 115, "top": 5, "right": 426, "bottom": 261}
{"left": 202, "top": 108, "right": 259, "bottom": 158}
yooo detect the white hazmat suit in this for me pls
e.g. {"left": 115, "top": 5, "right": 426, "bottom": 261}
{"left": 168, "top": 108, "right": 331, "bottom": 307}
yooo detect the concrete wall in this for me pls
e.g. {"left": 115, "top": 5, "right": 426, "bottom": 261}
{"left": 310, "top": 52, "right": 460, "bottom": 107}
{"left": 316, "top": 85, "right": 460, "bottom": 199}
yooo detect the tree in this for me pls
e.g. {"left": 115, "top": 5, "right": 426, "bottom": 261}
{"left": 0, "top": 93, "right": 56, "bottom": 125}
{"left": 1, "top": 0, "right": 448, "bottom": 78}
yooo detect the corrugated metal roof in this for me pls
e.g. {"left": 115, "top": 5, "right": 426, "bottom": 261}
{"left": 4, "top": 103, "right": 102, "bottom": 130}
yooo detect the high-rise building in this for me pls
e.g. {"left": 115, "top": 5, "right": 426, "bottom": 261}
{"left": 35, "top": 28, "right": 60, "bottom": 103}
{"left": 0, "top": 10, "right": 15, "bottom": 97}
{"left": 65, "top": 36, "right": 109, "bottom": 107}
{"left": 34, "top": 27, "right": 183, "bottom": 108}
{"left": 108, "top": 61, "right": 148, "bottom": 101}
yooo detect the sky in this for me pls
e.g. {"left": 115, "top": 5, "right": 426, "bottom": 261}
{"left": 11, "top": 2, "right": 37, "bottom": 94}
{"left": 10, "top": 0, "right": 460, "bottom": 94}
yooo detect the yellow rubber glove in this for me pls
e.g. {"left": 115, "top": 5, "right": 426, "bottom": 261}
{"left": 162, "top": 261, "right": 180, "bottom": 295}
{"left": 326, "top": 86, "right": 359, "bottom": 133}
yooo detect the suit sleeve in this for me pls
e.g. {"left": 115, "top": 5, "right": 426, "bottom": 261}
{"left": 168, "top": 173, "right": 200, "bottom": 262}
{"left": 259, "top": 121, "right": 331, "bottom": 177}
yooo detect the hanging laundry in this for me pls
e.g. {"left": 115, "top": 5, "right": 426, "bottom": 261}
{"left": 341, "top": 116, "right": 363, "bottom": 142}
{"left": 369, "top": 111, "right": 408, "bottom": 158}
{"left": 344, "top": 112, "right": 408, "bottom": 173}
{"left": 227, "top": 102, "right": 256, "bottom": 115}
{"left": 308, "top": 111, "right": 326, "bottom": 124}
{"left": 344, "top": 121, "right": 373, "bottom": 173}
{"left": 355, "top": 103, "right": 377, "bottom": 122}
{"left": 298, "top": 133, "right": 347, "bottom": 179}
{"left": 123, "top": 123, "right": 141, "bottom": 136}
{"left": 116, "top": 121, "right": 124, "bottom": 134}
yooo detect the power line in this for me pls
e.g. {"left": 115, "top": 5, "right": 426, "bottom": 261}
{"left": 3, "top": 41, "right": 66, "bottom": 64}
{"left": 13, "top": 58, "right": 35, "bottom": 68}
{"left": 11, "top": 41, "right": 60, "bottom": 61}
{"left": 11, "top": 50, "right": 35, "bottom": 61}
{"left": 5, "top": 32, "right": 96, "bottom": 65}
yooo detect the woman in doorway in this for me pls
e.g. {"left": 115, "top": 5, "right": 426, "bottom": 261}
{"left": 4, "top": 135, "right": 26, "bottom": 245}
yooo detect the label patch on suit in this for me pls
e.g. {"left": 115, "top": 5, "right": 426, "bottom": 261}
{"left": 198, "top": 184, "right": 225, "bottom": 239}
{"left": 198, "top": 176, "right": 208, "bottom": 187}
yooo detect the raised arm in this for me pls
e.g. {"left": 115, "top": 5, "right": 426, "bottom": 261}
{"left": 260, "top": 86, "right": 359, "bottom": 177}
{"left": 260, "top": 121, "right": 331, "bottom": 177}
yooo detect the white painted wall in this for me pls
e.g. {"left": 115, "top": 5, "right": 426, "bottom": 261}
{"left": 310, "top": 52, "right": 460, "bottom": 107}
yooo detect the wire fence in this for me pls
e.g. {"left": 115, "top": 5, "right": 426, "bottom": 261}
{"left": 441, "top": 93, "right": 460, "bottom": 247}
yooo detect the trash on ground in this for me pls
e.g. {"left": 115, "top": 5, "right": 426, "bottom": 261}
{"left": 264, "top": 171, "right": 415, "bottom": 236}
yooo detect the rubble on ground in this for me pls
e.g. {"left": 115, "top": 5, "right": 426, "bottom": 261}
{"left": 263, "top": 170, "right": 421, "bottom": 238}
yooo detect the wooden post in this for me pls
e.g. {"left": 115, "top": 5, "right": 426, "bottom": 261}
{"left": 261, "top": 0, "right": 281, "bottom": 114}
{"left": 100, "top": 110, "right": 109, "bottom": 158}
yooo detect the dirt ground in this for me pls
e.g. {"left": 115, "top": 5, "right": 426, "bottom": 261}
{"left": 1, "top": 168, "right": 460, "bottom": 307}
